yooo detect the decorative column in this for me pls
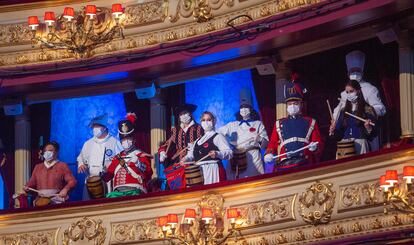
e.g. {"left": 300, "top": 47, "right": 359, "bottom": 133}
{"left": 275, "top": 62, "right": 291, "bottom": 120}
{"left": 399, "top": 31, "right": 414, "bottom": 139}
{"left": 14, "top": 107, "right": 31, "bottom": 193}
{"left": 150, "top": 91, "right": 167, "bottom": 177}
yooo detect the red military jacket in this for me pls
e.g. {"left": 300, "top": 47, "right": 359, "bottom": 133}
{"left": 106, "top": 149, "right": 153, "bottom": 193}
{"left": 266, "top": 115, "right": 323, "bottom": 163}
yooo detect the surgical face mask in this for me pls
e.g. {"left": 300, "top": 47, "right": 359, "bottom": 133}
{"left": 201, "top": 121, "right": 214, "bottom": 131}
{"left": 347, "top": 92, "right": 358, "bottom": 103}
{"left": 240, "top": 108, "right": 251, "bottom": 119}
{"left": 180, "top": 113, "right": 191, "bottom": 124}
{"left": 121, "top": 139, "right": 134, "bottom": 151}
{"left": 287, "top": 104, "right": 300, "bottom": 116}
{"left": 349, "top": 72, "right": 362, "bottom": 82}
{"left": 43, "top": 151, "right": 54, "bottom": 162}
{"left": 93, "top": 127, "right": 105, "bottom": 138}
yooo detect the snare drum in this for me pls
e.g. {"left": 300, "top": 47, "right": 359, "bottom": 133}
{"left": 336, "top": 139, "right": 356, "bottom": 159}
{"left": 230, "top": 149, "right": 247, "bottom": 172}
{"left": 34, "top": 196, "right": 51, "bottom": 207}
{"left": 86, "top": 176, "right": 105, "bottom": 199}
{"left": 185, "top": 164, "right": 204, "bottom": 187}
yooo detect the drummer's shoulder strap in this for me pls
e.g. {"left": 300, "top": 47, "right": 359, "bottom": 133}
{"left": 275, "top": 120, "right": 283, "bottom": 144}
{"left": 305, "top": 118, "right": 316, "bottom": 142}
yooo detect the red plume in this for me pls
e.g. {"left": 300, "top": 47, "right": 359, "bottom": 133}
{"left": 291, "top": 72, "right": 299, "bottom": 82}
{"left": 126, "top": 112, "right": 137, "bottom": 124}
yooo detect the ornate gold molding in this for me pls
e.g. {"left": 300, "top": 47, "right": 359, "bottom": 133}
{"left": 110, "top": 219, "right": 161, "bottom": 243}
{"left": 62, "top": 216, "right": 106, "bottom": 245}
{"left": 339, "top": 180, "right": 383, "bottom": 212}
{"left": 0, "top": 0, "right": 322, "bottom": 67}
{"left": 298, "top": 181, "right": 336, "bottom": 225}
{"left": 236, "top": 194, "right": 296, "bottom": 227}
{"left": 0, "top": 229, "right": 59, "bottom": 245}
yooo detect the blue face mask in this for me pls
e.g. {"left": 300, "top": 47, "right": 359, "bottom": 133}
{"left": 93, "top": 127, "right": 105, "bottom": 138}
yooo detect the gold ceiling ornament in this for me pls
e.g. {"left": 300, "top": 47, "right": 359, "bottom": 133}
{"left": 157, "top": 192, "right": 244, "bottom": 245}
{"left": 312, "top": 227, "right": 325, "bottom": 238}
{"left": 295, "top": 231, "right": 306, "bottom": 241}
{"left": 369, "top": 218, "right": 382, "bottom": 230}
{"left": 351, "top": 222, "right": 363, "bottom": 232}
{"left": 380, "top": 168, "right": 414, "bottom": 215}
{"left": 298, "top": 181, "right": 336, "bottom": 225}
{"left": 62, "top": 216, "right": 106, "bottom": 245}
{"left": 169, "top": 0, "right": 235, "bottom": 23}
{"left": 28, "top": 4, "right": 125, "bottom": 59}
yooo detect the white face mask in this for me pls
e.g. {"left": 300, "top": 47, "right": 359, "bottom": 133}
{"left": 349, "top": 72, "right": 362, "bottom": 82}
{"left": 201, "top": 121, "right": 214, "bottom": 131}
{"left": 180, "top": 113, "right": 191, "bottom": 124}
{"left": 287, "top": 104, "right": 300, "bottom": 116}
{"left": 93, "top": 127, "right": 105, "bottom": 138}
{"left": 43, "top": 151, "right": 54, "bottom": 162}
{"left": 240, "top": 108, "right": 251, "bottom": 119}
{"left": 347, "top": 92, "right": 358, "bottom": 103}
{"left": 121, "top": 139, "right": 134, "bottom": 151}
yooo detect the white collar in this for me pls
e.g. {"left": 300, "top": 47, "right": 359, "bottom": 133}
{"left": 198, "top": 131, "right": 216, "bottom": 145}
{"left": 181, "top": 120, "right": 195, "bottom": 133}
{"left": 44, "top": 160, "right": 59, "bottom": 169}
{"left": 93, "top": 133, "right": 110, "bottom": 144}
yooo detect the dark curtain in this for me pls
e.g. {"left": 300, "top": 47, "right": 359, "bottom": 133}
{"left": 30, "top": 103, "right": 51, "bottom": 171}
{"left": 0, "top": 110, "right": 15, "bottom": 208}
{"left": 251, "top": 69, "right": 276, "bottom": 136}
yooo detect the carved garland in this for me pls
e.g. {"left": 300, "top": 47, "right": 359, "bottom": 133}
{"left": 62, "top": 216, "right": 106, "bottom": 245}
{"left": 298, "top": 181, "right": 336, "bottom": 225}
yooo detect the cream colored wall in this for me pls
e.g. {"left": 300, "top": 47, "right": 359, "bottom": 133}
{"left": 1, "top": 147, "right": 413, "bottom": 244}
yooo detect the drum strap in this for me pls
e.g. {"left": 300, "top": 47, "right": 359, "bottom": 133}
{"left": 275, "top": 120, "right": 283, "bottom": 154}
{"left": 280, "top": 137, "right": 309, "bottom": 148}
{"left": 305, "top": 119, "right": 316, "bottom": 142}
{"left": 115, "top": 164, "right": 143, "bottom": 183}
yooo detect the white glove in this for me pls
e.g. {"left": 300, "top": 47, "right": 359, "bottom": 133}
{"left": 159, "top": 151, "right": 167, "bottom": 162}
{"left": 308, "top": 142, "right": 318, "bottom": 152}
{"left": 264, "top": 154, "right": 274, "bottom": 163}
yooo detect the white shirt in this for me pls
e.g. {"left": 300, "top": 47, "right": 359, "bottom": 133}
{"left": 184, "top": 130, "right": 233, "bottom": 164}
{"left": 333, "top": 80, "right": 386, "bottom": 119}
{"left": 77, "top": 134, "right": 122, "bottom": 176}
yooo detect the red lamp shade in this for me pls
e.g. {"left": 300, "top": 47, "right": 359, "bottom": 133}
{"left": 403, "top": 166, "right": 414, "bottom": 183}
{"left": 201, "top": 208, "right": 213, "bottom": 222}
{"left": 28, "top": 16, "right": 39, "bottom": 30}
{"left": 85, "top": 5, "right": 97, "bottom": 18}
{"left": 112, "top": 3, "right": 123, "bottom": 18}
{"left": 184, "top": 209, "right": 196, "bottom": 220}
{"left": 44, "top": 12, "right": 55, "bottom": 25}
{"left": 385, "top": 170, "right": 398, "bottom": 184}
{"left": 226, "top": 208, "right": 239, "bottom": 219}
{"left": 63, "top": 7, "right": 75, "bottom": 21}
{"left": 167, "top": 214, "right": 178, "bottom": 225}
{"left": 157, "top": 216, "right": 168, "bottom": 227}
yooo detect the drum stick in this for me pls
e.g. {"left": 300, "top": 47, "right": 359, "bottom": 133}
{"left": 26, "top": 187, "right": 59, "bottom": 197}
{"left": 272, "top": 142, "right": 319, "bottom": 159}
{"left": 195, "top": 154, "right": 211, "bottom": 164}
{"left": 326, "top": 100, "right": 333, "bottom": 121}
{"left": 172, "top": 145, "right": 190, "bottom": 160}
{"left": 344, "top": 112, "right": 375, "bottom": 126}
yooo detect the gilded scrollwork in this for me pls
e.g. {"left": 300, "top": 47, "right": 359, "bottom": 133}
{"left": 0, "top": 23, "right": 32, "bottom": 46}
{"left": 237, "top": 195, "right": 295, "bottom": 226}
{"left": 124, "top": 0, "right": 167, "bottom": 28}
{"left": 298, "top": 181, "right": 336, "bottom": 225}
{"left": 111, "top": 219, "right": 160, "bottom": 243}
{"left": 62, "top": 216, "right": 106, "bottom": 245}
{"left": 169, "top": 0, "right": 235, "bottom": 23}
{"left": 340, "top": 180, "right": 382, "bottom": 211}
{"left": 0, "top": 229, "right": 58, "bottom": 245}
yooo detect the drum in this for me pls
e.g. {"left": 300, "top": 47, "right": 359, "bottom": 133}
{"left": 230, "top": 149, "right": 247, "bottom": 172}
{"left": 185, "top": 164, "right": 204, "bottom": 187}
{"left": 13, "top": 193, "right": 28, "bottom": 208}
{"left": 34, "top": 197, "right": 51, "bottom": 207}
{"left": 86, "top": 176, "right": 105, "bottom": 199}
{"left": 336, "top": 139, "right": 356, "bottom": 159}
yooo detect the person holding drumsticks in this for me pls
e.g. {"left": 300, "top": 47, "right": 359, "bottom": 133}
{"left": 77, "top": 113, "right": 122, "bottom": 200}
{"left": 329, "top": 80, "right": 377, "bottom": 155}
{"left": 182, "top": 111, "right": 232, "bottom": 185}
{"left": 103, "top": 113, "right": 153, "bottom": 198}
{"left": 264, "top": 81, "right": 323, "bottom": 170}
{"left": 24, "top": 141, "right": 77, "bottom": 205}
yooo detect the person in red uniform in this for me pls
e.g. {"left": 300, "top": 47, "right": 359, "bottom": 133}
{"left": 158, "top": 104, "right": 203, "bottom": 189}
{"left": 104, "top": 113, "right": 153, "bottom": 198}
{"left": 264, "top": 82, "right": 323, "bottom": 170}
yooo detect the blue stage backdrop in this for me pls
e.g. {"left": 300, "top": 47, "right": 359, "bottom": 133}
{"left": 185, "top": 69, "right": 259, "bottom": 128}
{"left": 50, "top": 93, "right": 126, "bottom": 200}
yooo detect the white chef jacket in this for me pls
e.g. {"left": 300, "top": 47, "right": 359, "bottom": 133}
{"left": 218, "top": 120, "right": 269, "bottom": 179}
{"left": 77, "top": 134, "right": 122, "bottom": 177}
{"left": 184, "top": 130, "right": 233, "bottom": 185}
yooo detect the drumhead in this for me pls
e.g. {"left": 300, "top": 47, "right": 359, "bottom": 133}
{"left": 87, "top": 176, "right": 102, "bottom": 182}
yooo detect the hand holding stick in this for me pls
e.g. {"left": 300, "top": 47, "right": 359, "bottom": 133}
{"left": 345, "top": 112, "right": 375, "bottom": 126}
{"left": 195, "top": 154, "right": 211, "bottom": 165}
{"left": 326, "top": 99, "right": 333, "bottom": 121}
